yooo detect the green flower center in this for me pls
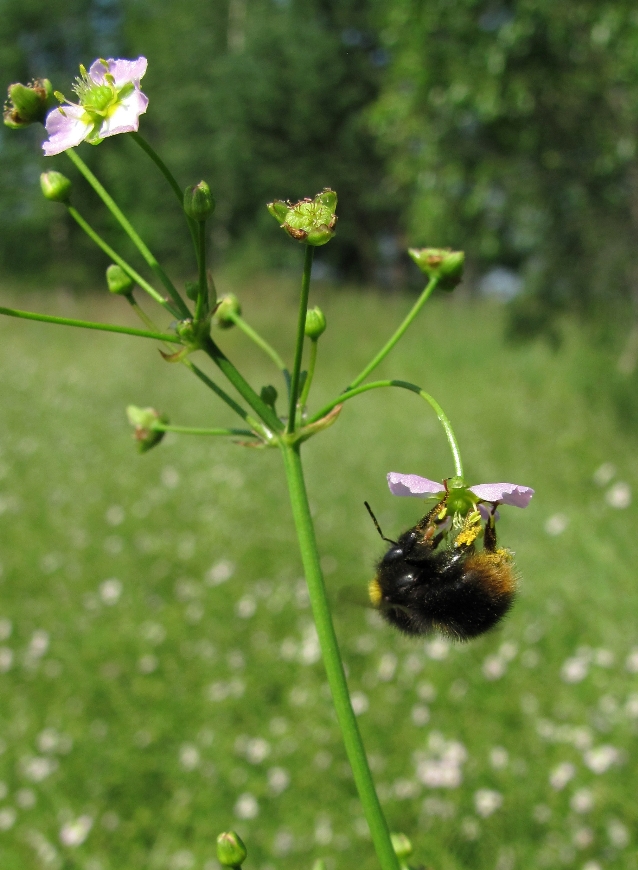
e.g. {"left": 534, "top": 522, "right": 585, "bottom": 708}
{"left": 285, "top": 200, "right": 334, "bottom": 232}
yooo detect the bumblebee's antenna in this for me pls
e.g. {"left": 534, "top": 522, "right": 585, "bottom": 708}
{"left": 364, "top": 501, "right": 397, "bottom": 545}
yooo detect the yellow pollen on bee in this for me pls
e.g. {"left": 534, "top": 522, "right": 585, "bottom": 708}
{"left": 369, "top": 577, "right": 383, "bottom": 607}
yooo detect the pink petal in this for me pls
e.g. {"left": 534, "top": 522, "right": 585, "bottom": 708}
{"left": 42, "top": 105, "right": 91, "bottom": 156}
{"left": 387, "top": 472, "right": 445, "bottom": 498}
{"left": 99, "top": 89, "right": 148, "bottom": 137}
{"left": 469, "top": 483, "right": 534, "bottom": 508}
{"left": 89, "top": 57, "right": 148, "bottom": 87}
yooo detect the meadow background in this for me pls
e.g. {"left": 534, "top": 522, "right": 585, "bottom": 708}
{"left": 2, "top": 2, "right": 638, "bottom": 869}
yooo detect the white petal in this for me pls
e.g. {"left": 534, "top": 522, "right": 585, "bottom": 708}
{"left": 89, "top": 57, "right": 147, "bottom": 87}
{"left": 387, "top": 472, "right": 445, "bottom": 498}
{"left": 42, "top": 105, "right": 92, "bottom": 156}
{"left": 468, "top": 483, "right": 534, "bottom": 508}
{"left": 99, "top": 90, "right": 148, "bottom": 138}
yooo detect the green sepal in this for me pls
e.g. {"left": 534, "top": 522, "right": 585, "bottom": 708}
{"left": 4, "top": 79, "right": 54, "bottom": 128}
{"left": 214, "top": 294, "right": 242, "bottom": 329}
{"left": 40, "top": 171, "right": 72, "bottom": 203}
{"left": 183, "top": 180, "right": 215, "bottom": 221}
{"left": 260, "top": 384, "right": 278, "bottom": 410}
{"left": 106, "top": 264, "right": 135, "bottom": 296}
{"left": 216, "top": 831, "right": 247, "bottom": 868}
{"left": 305, "top": 306, "right": 326, "bottom": 339}
{"left": 126, "top": 405, "right": 167, "bottom": 453}
{"left": 408, "top": 247, "right": 465, "bottom": 291}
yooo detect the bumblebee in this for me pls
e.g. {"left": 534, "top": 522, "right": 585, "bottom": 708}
{"left": 366, "top": 497, "right": 516, "bottom": 640}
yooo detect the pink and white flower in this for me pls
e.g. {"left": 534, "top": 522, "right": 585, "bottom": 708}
{"left": 42, "top": 57, "right": 148, "bottom": 156}
{"left": 387, "top": 472, "right": 534, "bottom": 508}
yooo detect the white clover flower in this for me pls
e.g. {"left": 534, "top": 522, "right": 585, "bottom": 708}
{"left": 59, "top": 814, "right": 93, "bottom": 847}
{"left": 43, "top": 57, "right": 148, "bottom": 156}
{"left": 474, "top": 788, "right": 503, "bottom": 817}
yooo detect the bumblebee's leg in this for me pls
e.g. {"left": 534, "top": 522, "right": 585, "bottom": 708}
{"left": 415, "top": 496, "right": 449, "bottom": 539}
{"left": 483, "top": 506, "right": 498, "bottom": 552}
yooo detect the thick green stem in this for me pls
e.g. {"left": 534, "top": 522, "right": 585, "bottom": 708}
{"left": 195, "top": 221, "right": 209, "bottom": 321}
{"left": 308, "top": 379, "right": 463, "bottom": 478}
{"left": 226, "top": 312, "right": 289, "bottom": 376}
{"left": 0, "top": 306, "right": 180, "bottom": 344}
{"left": 287, "top": 245, "right": 314, "bottom": 433}
{"left": 202, "top": 337, "right": 284, "bottom": 432}
{"left": 65, "top": 148, "right": 191, "bottom": 319}
{"left": 347, "top": 278, "right": 439, "bottom": 390}
{"left": 66, "top": 205, "right": 175, "bottom": 315}
{"left": 152, "top": 423, "right": 254, "bottom": 437}
{"left": 281, "top": 443, "right": 400, "bottom": 870}
{"left": 298, "top": 338, "right": 318, "bottom": 409}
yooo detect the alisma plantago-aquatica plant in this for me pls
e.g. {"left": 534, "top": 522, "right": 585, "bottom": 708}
{"left": 2, "top": 58, "right": 534, "bottom": 869}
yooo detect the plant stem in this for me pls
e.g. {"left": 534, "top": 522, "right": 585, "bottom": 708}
{"left": 152, "top": 423, "right": 255, "bottom": 437}
{"left": 66, "top": 148, "right": 191, "bottom": 319}
{"left": 225, "top": 312, "right": 289, "bottom": 376}
{"left": 202, "top": 337, "right": 284, "bottom": 432}
{"left": 281, "top": 443, "right": 400, "bottom": 870}
{"left": 346, "top": 278, "right": 439, "bottom": 390}
{"left": 308, "top": 379, "right": 463, "bottom": 478}
{"left": 195, "top": 221, "right": 209, "bottom": 321}
{"left": 183, "top": 360, "right": 253, "bottom": 424}
{"left": 298, "top": 338, "right": 318, "bottom": 409}
{"left": 287, "top": 245, "right": 314, "bottom": 433}
{"left": 0, "top": 306, "right": 180, "bottom": 344}
{"left": 66, "top": 205, "right": 176, "bottom": 316}
{"left": 129, "top": 131, "right": 200, "bottom": 259}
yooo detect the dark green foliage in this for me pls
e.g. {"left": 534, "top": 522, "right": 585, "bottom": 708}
{"left": 371, "top": 0, "right": 638, "bottom": 333}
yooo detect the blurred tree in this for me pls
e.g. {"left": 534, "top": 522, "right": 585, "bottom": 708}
{"left": 371, "top": 1, "right": 638, "bottom": 336}
{"left": 0, "top": 0, "right": 399, "bottom": 284}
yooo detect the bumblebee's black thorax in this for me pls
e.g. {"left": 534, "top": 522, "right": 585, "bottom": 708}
{"left": 374, "top": 526, "right": 514, "bottom": 640}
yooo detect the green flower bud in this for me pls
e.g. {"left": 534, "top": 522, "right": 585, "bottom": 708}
{"left": 304, "top": 306, "right": 326, "bottom": 340}
{"left": 176, "top": 319, "right": 197, "bottom": 343}
{"left": 126, "top": 406, "right": 167, "bottom": 453}
{"left": 106, "top": 264, "right": 134, "bottom": 296}
{"left": 185, "top": 280, "right": 199, "bottom": 302}
{"left": 391, "top": 833, "right": 413, "bottom": 861}
{"left": 214, "top": 293, "right": 241, "bottom": 329}
{"left": 216, "top": 831, "right": 247, "bottom": 868}
{"left": 267, "top": 188, "right": 337, "bottom": 247}
{"left": 260, "top": 384, "right": 278, "bottom": 409}
{"left": 3, "top": 79, "right": 54, "bottom": 128}
{"left": 408, "top": 247, "right": 465, "bottom": 291}
{"left": 40, "top": 171, "right": 72, "bottom": 203}
{"left": 183, "top": 180, "right": 215, "bottom": 221}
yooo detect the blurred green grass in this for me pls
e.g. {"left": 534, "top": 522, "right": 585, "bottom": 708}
{"left": 0, "top": 279, "right": 637, "bottom": 870}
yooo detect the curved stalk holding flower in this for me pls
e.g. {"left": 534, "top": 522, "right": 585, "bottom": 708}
{"left": 308, "top": 379, "right": 463, "bottom": 478}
